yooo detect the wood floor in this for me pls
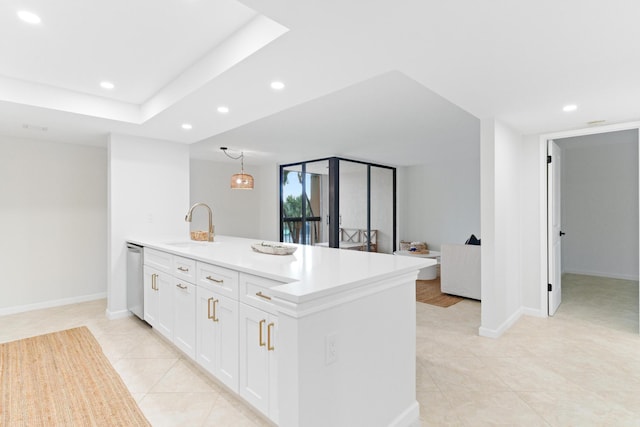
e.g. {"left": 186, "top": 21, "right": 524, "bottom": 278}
{"left": 415, "top": 277, "right": 464, "bottom": 307}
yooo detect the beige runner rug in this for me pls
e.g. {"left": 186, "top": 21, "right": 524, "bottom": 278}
{"left": 0, "top": 326, "right": 150, "bottom": 426}
{"left": 416, "top": 278, "right": 464, "bottom": 307}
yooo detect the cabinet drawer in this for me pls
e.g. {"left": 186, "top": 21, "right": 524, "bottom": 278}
{"left": 240, "top": 273, "right": 285, "bottom": 315}
{"left": 197, "top": 262, "right": 239, "bottom": 299}
{"left": 173, "top": 256, "right": 197, "bottom": 283}
{"left": 144, "top": 248, "right": 173, "bottom": 273}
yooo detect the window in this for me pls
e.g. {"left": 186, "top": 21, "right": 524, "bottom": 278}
{"left": 280, "top": 157, "right": 396, "bottom": 253}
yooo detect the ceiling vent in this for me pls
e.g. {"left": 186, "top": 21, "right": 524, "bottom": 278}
{"left": 22, "top": 124, "right": 48, "bottom": 132}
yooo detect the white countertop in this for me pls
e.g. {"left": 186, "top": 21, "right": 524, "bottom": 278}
{"left": 128, "top": 235, "right": 434, "bottom": 304}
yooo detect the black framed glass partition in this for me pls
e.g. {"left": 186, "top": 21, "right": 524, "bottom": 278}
{"left": 280, "top": 160, "right": 328, "bottom": 245}
{"left": 280, "top": 157, "right": 396, "bottom": 253}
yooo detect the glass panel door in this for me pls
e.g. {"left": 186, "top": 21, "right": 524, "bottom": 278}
{"left": 304, "top": 160, "right": 329, "bottom": 246}
{"left": 338, "top": 160, "right": 368, "bottom": 251}
{"left": 370, "top": 166, "right": 394, "bottom": 254}
{"left": 281, "top": 161, "right": 329, "bottom": 245}
{"left": 281, "top": 165, "right": 303, "bottom": 244}
{"left": 280, "top": 157, "right": 396, "bottom": 251}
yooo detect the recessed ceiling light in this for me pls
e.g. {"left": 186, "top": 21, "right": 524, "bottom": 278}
{"left": 181, "top": 123, "right": 193, "bottom": 130}
{"left": 217, "top": 106, "right": 229, "bottom": 114}
{"left": 100, "top": 81, "right": 115, "bottom": 90}
{"left": 17, "top": 10, "right": 41, "bottom": 24}
{"left": 22, "top": 124, "right": 48, "bottom": 132}
{"left": 562, "top": 104, "right": 577, "bottom": 112}
{"left": 270, "top": 81, "right": 285, "bottom": 90}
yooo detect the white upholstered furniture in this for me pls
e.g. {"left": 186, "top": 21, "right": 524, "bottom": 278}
{"left": 440, "top": 243, "right": 481, "bottom": 300}
{"left": 394, "top": 250, "right": 440, "bottom": 280}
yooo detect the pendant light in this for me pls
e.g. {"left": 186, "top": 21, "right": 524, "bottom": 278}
{"left": 220, "top": 147, "right": 254, "bottom": 190}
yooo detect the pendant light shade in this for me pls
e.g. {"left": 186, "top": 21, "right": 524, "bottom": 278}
{"left": 221, "top": 147, "right": 254, "bottom": 190}
{"left": 230, "top": 172, "right": 254, "bottom": 190}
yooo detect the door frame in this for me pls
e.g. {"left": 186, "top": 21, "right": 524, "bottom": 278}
{"left": 538, "top": 121, "right": 640, "bottom": 318}
{"left": 547, "top": 139, "right": 562, "bottom": 315}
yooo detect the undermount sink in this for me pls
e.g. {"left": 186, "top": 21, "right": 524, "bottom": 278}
{"left": 164, "top": 241, "right": 219, "bottom": 248}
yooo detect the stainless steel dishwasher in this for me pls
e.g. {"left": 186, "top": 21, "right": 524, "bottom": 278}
{"left": 126, "top": 243, "right": 144, "bottom": 320}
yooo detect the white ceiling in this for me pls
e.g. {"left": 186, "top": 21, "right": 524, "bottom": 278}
{"left": 191, "top": 71, "right": 480, "bottom": 166}
{"left": 2, "top": 0, "right": 640, "bottom": 166}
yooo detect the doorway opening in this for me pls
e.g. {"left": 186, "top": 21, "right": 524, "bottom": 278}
{"left": 546, "top": 128, "right": 639, "bottom": 332}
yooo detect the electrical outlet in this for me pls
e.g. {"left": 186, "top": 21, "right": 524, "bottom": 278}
{"left": 325, "top": 332, "right": 338, "bottom": 365}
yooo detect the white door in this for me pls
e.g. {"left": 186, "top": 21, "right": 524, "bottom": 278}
{"left": 548, "top": 139, "right": 563, "bottom": 315}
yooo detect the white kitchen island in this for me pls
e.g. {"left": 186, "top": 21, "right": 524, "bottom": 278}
{"left": 127, "top": 235, "right": 433, "bottom": 427}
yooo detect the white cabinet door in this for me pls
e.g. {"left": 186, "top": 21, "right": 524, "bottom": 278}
{"left": 239, "top": 303, "right": 277, "bottom": 421}
{"left": 143, "top": 266, "right": 160, "bottom": 326}
{"left": 196, "top": 287, "right": 216, "bottom": 374}
{"left": 156, "top": 272, "right": 174, "bottom": 341}
{"left": 196, "top": 287, "right": 239, "bottom": 392}
{"left": 173, "top": 279, "right": 196, "bottom": 359}
{"left": 215, "top": 293, "right": 239, "bottom": 392}
{"left": 268, "top": 317, "right": 278, "bottom": 424}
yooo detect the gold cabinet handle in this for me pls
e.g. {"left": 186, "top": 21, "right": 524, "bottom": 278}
{"left": 267, "top": 322, "right": 275, "bottom": 351}
{"left": 207, "top": 297, "right": 213, "bottom": 319}
{"left": 256, "top": 291, "right": 272, "bottom": 301}
{"left": 206, "top": 275, "right": 224, "bottom": 284}
{"left": 259, "top": 319, "right": 266, "bottom": 347}
{"left": 177, "top": 266, "right": 189, "bottom": 272}
{"left": 151, "top": 273, "right": 158, "bottom": 291}
{"left": 176, "top": 283, "right": 188, "bottom": 290}
{"left": 212, "top": 299, "right": 219, "bottom": 322}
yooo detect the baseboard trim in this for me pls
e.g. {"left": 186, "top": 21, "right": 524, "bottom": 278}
{"left": 105, "top": 308, "right": 133, "bottom": 320}
{"left": 563, "top": 269, "right": 639, "bottom": 281}
{"left": 0, "top": 292, "right": 107, "bottom": 317}
{"left": 479, "top": 307, "right": 524, "bottom": 338}
{"left": 522, "top": 307, "right": 547, "bottom": 318}
{"left": 389, "top": 401, "right": 420, "bottom": 427}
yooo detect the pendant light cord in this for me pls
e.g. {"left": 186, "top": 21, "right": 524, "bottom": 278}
{"left": 220, "top": 146, "right": 244, "bottom": 161}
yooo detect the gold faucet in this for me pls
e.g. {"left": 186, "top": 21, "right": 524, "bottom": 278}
{"left": 185, "top": 203, "right": 214, "bottom": 242}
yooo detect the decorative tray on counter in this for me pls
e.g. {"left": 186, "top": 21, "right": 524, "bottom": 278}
{"left": 251, "top": 242, "right": 297, "bottom": 256}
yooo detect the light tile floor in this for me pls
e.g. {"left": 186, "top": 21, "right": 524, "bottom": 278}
{"left": 1, "top": 273, "right": 639, "bottom": 426}
{"left": 416, "top": 273, "right": 640, "bottom": 426}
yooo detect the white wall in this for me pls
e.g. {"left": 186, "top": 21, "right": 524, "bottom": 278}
{"left": 258, "top": 163, "right": 280, "bottom": 241}
{"left": 189, "top": 159, "right": 279, "bottom": 241}
{"left": 520, "top": 135, "right": 546, "bottom": 315}
{"left": 401, "top": 155, "right": 480, "bottom": 251}
{"left": 108, "top": 134, "right": 189, "bottom": 318}
{"left": 190, "top": 159, "right": 261, "bottom": 239}
{"left": 480, "top": 119, "right": 522, "bottom": 337}
{"left": 559, "top": 130, "right": 639, "bottom": 280}
{"left": 0, "top": 136, "right": 107, "bottom": 314}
